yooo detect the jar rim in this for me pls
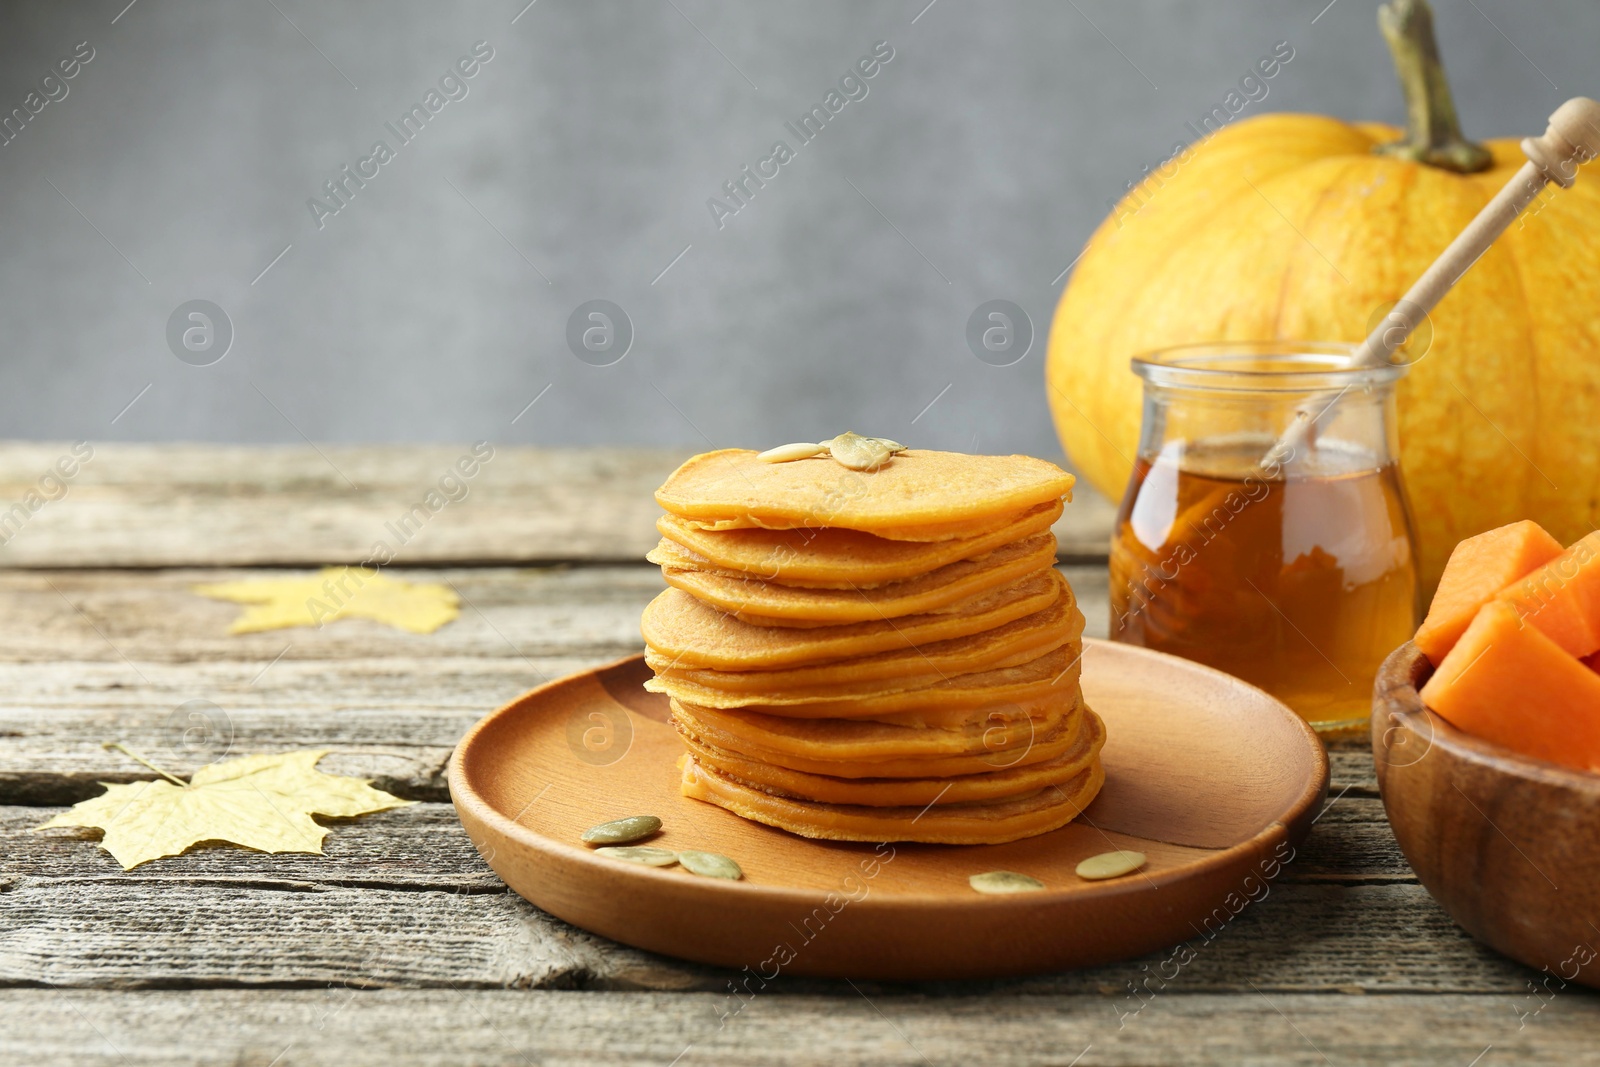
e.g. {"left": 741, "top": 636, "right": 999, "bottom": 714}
{"left": 1130, "top": 341, "right": 1408, "bottom": 392}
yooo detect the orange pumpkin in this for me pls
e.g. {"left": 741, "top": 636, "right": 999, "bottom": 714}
{"left": 1045, "top": 0, "right": 1600, "bottom": 588}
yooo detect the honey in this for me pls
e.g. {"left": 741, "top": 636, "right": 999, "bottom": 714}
{"left": 1111, "top": 435, "right": 1417, "bottom": 730}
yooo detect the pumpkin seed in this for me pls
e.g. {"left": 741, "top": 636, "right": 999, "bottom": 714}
{"left": 757, "top": 442, "right": 826, "bottom": 463}
{"left": 1075, "top": 850, "right": 1147, "bottom": 881}
{"left": 969, "top": 870, "right": 1045, "bottom": 894}
{"left": 595, "top": 845, "right": 679, "bottom": 867}
{"left": 581, "top": 815, "right": 662, "bottom": 846}
{"left": 824, "top": 432, "right": 894, "bottom": 471}
{"left": 677, "top": 850, "right": 743, "bottom": 880}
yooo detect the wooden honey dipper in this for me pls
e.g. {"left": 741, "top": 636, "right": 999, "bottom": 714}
{"left": 1261, "top": 96, "right": 1600, "bottom": 469}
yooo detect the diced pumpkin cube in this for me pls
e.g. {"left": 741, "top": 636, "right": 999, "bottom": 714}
{"left": 1495, "top": 532, "right": 1600, "bottom": 658}
{"left": 1420, "top": 599, "right": 1600, "bottom": 774}
{"left": 1415, "top": 520, "right": 1564, "bottom": 665}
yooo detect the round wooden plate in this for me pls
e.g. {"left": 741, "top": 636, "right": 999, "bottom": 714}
{"left": 449, "top": 638, "right": 1329, "bottom": 980}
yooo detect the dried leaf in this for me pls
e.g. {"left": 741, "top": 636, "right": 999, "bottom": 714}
{"left": 36, "top": 749, "right": 412, "bottom": 870}
{"left": 194, "top": 567, "right": 459, "bottom": 634}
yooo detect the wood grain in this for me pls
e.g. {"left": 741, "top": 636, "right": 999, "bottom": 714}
{"left": 0, "top": 444, "right": 1116, "bottom": 567}
{"left": 0, "top": 832, "right": 1534, "bottom": 994}
{"left": 2, "top": 990, "right": 1593, "bottom": 1066}
{"left": 0, "top": 880, "right": 1530, "bottom": 994}
{"left": 0, "top": 565, "right": 1111, "bottom": 665}
{"left": 0, "top": 797, "right": 1406, "bottom": 892}
{"left": 6, "top": 804, "right": 496, "bottom": 890}
{"left": 0, "top": 566, "right": 661, "bottom": 663}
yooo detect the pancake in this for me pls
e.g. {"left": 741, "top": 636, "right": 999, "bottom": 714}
{"left": 655, "top": 448, "right": 1075, "bottom": 538}
{"left": 673, "top": 699, "right": 1085, "bottom": 780}
{"left": 656, "top": 534, "right": 1059, "bottom": 625}
{"left": 868, "top": 698, "right": 1065, "bottom": 730}
{"left": 688, "top": 510, "right": 1046, "bottom": 543}
{"left": 654, "top": 502, "right": 1062, "bottom": 588}
{"left": 680, "top": 751, "right": 1106, "bottom": 845}
{"left": 644, "top": 572, "right": 1081, "bottom": 690}
{"left": 669, "top": 693, "right": 1074, "bottom": 766}
{"left": 648, "top": 642, "right": 1084, "bottom": 715}
{"left": 678, "top": 709, "right": 1103, "bottom": 807}
{"left": 640, "top": 568, "right": 1061, "bottom": 670}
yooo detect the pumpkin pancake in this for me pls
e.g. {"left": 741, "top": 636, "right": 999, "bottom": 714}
{"left": 654, "top": 502, "right": 1062, "bottom": 589}
{"left": 680, "top": 751, "right": 1105, "bottom": 845}
{"left": 669, "top": 693, "right": 1074, "bottom": 767}
{"left": 648, "top": 642, "right": 1084, "bottom": 715}
{"left": 867, "top": 700, "right": 1068, "bottom": 731}
{"left": 645, "top": 572, "right": 1080, "bottom": 689}
{"left": 641, "top": 569, "right": 1060, "bottom": 670}
{"left": 672, "top": 698, "right": 1084, "bottom": 779}
{"left": 688, "top": 510, "right": 1049, "bottom": 543}
{"left": 656, "top": 448, "right": 1075, "bottom": 538}
{"left": 646, "top": 638, "right": 1071, "bottom": 704}
{"left": 678, "top": 708, "right": 1103, "bottom": 807}
{"left": 656, "top": 534, "right": 1059, "bottom": 625}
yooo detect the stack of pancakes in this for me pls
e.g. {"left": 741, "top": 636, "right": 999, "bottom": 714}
{"left": 641, "top": 446, "right": 1105, "bottom": 845}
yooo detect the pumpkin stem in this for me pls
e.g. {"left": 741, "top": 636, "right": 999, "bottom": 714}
{"left": 1374, "top": 0, "right": 1493, "bottom": 173}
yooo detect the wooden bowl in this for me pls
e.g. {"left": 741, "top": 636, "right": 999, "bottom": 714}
{"left": 1373, "top": 642, "right": 1600, "bottom": 987}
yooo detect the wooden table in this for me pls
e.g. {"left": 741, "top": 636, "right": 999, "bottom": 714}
{"left": 1, "top": 443, "right": 1592, "bottom": 1065}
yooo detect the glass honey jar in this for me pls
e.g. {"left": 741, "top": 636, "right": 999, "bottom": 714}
{"left": 1109, "top": 342, "right": 1419, "bottom": 732}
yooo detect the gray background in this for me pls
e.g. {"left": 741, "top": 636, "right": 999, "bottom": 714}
{"left": 0, "top": 0, "right": 1589, "bottom": 461}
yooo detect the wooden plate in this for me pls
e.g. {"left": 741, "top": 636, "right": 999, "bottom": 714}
{"left": 449, "top": 639, "right": 1328, "bottom": 980}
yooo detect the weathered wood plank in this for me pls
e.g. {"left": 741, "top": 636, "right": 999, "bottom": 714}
{"left": 0, "top": 879, "right": 1533, "bottom": 994}
{"left": 1060, "top": 485, "right": 1117, "bottom": 560}
{"left": 0, "top": 561, "right": 619, "bottom": 793}
{"left": 0, "top": 564, "right": 1111, "bottom": 665}
{"left": 1280, "top": 795, "right": 1409, "bottom": 883}
{"left": 0, "top": 444, "right": 687, "bottom": 568}
{"left": 1328, "top": 746, "right": 1379, "bottom": 796}
{"left": 1, "top": 989, "right": 1591, "bottom": 1066}
{"left": 0, "top": 877, "right": 697, "bottom": 993}
{"left": 0, "top": 566, "right": 660, "bottom": 664}
{"left": 4, "top": 804, "right": 484, "bottom": 890}
{"left": 0, "top": 443, "right": 1116, "bottom": 567}
{"left": 0, "top": 798, "right": 1525, "bottom": 996}
{"left": 0, "top": 641, "right": 623, "bottom": 804}
{"left": 0, "top": 796, "right": 1407, "bottom": 892}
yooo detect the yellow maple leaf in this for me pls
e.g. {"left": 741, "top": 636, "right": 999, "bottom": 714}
{"left": 36, "top": 748, "right": 412, "bottom": 869}
{"left": 194, "top": 567, "right": 459, "bottom": 634}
